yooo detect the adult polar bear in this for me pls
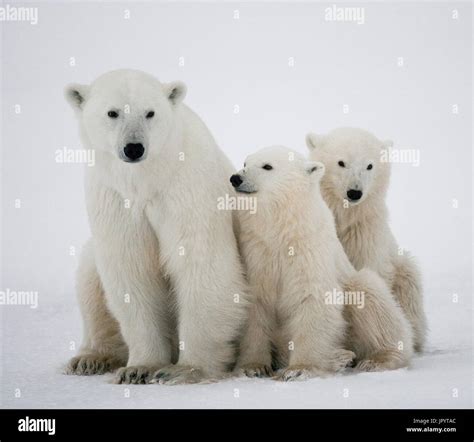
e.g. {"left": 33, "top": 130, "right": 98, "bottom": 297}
{"left": 65, "top": 69, "right": 248, "bottom": 384}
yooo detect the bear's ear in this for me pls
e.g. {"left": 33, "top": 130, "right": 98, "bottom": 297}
{"left": 306, "top": 132, "right": 326, "bottom": 150}
{"left": 165, "top": 81, "right": 187, "bottom": 105}
{"left": 305, "top": 161, "right": 325, "bottom": 179}
{"left": 65, "top": 83, "right": 90, "bottom": 111}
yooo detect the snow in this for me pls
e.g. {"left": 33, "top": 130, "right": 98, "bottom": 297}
{"left": 1, "top": 273, "right": 471, "bottom": 409}
{"left": 0, "top": 1, "right": 472, "bottom": 410}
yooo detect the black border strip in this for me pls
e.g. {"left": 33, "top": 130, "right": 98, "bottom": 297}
{"left": 0, "top": 409, "right": 472, "bottom": 441}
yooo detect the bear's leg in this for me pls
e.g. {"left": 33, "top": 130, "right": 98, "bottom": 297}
{"left": 235, "top": 298, "right": 274, "bottom": 378}
{"left": 65, "top": 240, "right": 128, "bottom": 376}
{"left": 391, "top": 255, "right": 427, "bottom": 352}
{"left": 146, "top": 201, "right": 248, "bottom": 385}
{"left": 150, "top": 264, "right": 248, "bottom": 385}
{"left": 276, "top": 285, "right": 354, "bottom": 381}
{"left": 88, "top": 187, "right": 175, "bottom": 384}
{"left": 344, "top": 268, "right": 414, "bottom": 371}
{"left": 104, "top": 268, "right": 173, "bottom": 384}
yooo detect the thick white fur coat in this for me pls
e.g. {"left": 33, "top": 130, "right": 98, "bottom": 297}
{"left": 307, "top": 127, "right": 427, "bottom": 353}
{"left": 65, "top": 70, "right": 248, "bottom": 384}
{"left": 235, "top": 147, "right": 412, "bottom": 379}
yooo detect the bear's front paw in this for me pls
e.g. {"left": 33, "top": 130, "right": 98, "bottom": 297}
{"left": 150, "top": 365, "right": 207, "bottom": 385}
{"left": 236, "top": 364, "right": 273, "bottom": 378}
{"left": 65, "top": 354, "right": 123, "bottom": 376}
{"left": 275, "top": 365, "right": 326, "bottom": 382}
{"left": 113, "top": 366, "right": 158, "bottom": 384}
{"left": 354, "top": 359, "right": 381, "bottom": 372}
{"left": 329, "top": 349, "right": 356, "bottom": 372}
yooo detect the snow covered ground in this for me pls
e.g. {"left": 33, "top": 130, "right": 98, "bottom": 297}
{"left": 0, "top": 1, "right": 472, "bottom": 410}
{"left": 1, "top": 273, "right": 471, "bottom": 409}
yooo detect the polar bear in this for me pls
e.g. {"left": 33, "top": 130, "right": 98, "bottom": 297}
{"left": 64, "top": 69, "right": 248, "bottom": 384}
{"left": 231, "top": 146, "right": 413, "bottom": 379}
{"left": 306, "top": 127, "right": 427, "bottom": 352}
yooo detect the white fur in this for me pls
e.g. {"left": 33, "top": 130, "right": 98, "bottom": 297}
{"left": 306, "top": 127, "right": 427, "bottom": 352}
{"left": 65, "top": 69, "right": 248, "bottom": 384}
{"left": 234, "top": 146, "right": 412, "bottom": 380}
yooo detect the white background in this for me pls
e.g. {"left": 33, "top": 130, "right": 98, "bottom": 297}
{"left": 1, "top": 1, "right": 472, "bottom": 408}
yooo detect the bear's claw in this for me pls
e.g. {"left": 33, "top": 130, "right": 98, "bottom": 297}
{"left": 330, "top": 349, "right": 356, "bottom": 372}
{"left": 237, "top": 364, "right": 273, "bottom": 378}
{"left": 150, "top": 365, "right": 207, "bottom": 385}
{"left": 113, "top": 366, "right": 157, "bottom": 384}
{"left": 275, "top": 366, "right": 326, "bottom": 382}
{"left": 65, "top": 354, "right": 123, "bottom": 376}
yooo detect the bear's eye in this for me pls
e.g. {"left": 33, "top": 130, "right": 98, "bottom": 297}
{"left": 367, "top": 164, "right": 373, "bottom": 170}
{"left": 338, "top": 161, "right": 345, "bottom": 168}
{"left": 262, "top": 164, "right": 273, "bottom": 171}
{"left": 146, "top": 111, "right": 155, "bottom": 119}
{"left": 107, "top": 110, "right": 119, "bottom": 119}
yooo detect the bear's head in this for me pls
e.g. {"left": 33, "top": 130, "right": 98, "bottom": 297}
{"left": 230, "top": 146, "right": 325, "bottom": 204}
{"left": 65, "top": 69, "right": 186, "bottom": 163}
{"left": 306, "top": 127, "right": 392, "bottom": 206}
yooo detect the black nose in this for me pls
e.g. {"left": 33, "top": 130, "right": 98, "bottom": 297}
{"left": 347, "top": 189, "right": 363, "bottom": 201}
{"left": 230, "top": 174, "right": 243, "bottom": 188}
{"left": 123, "top": 143, "right": 145, "bottom": 161}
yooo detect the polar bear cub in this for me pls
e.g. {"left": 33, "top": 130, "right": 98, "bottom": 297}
{"left": 64, "top": 69, "right": 248, "bottom": 384}
{"left": 231, "top": 146, "right": 354, "bottom": 380}
{"left": 231, "top": 146, "right": 413, "bottom": 379}
{"left": 306, "top": 127, "right": 427, "bottom": 352}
